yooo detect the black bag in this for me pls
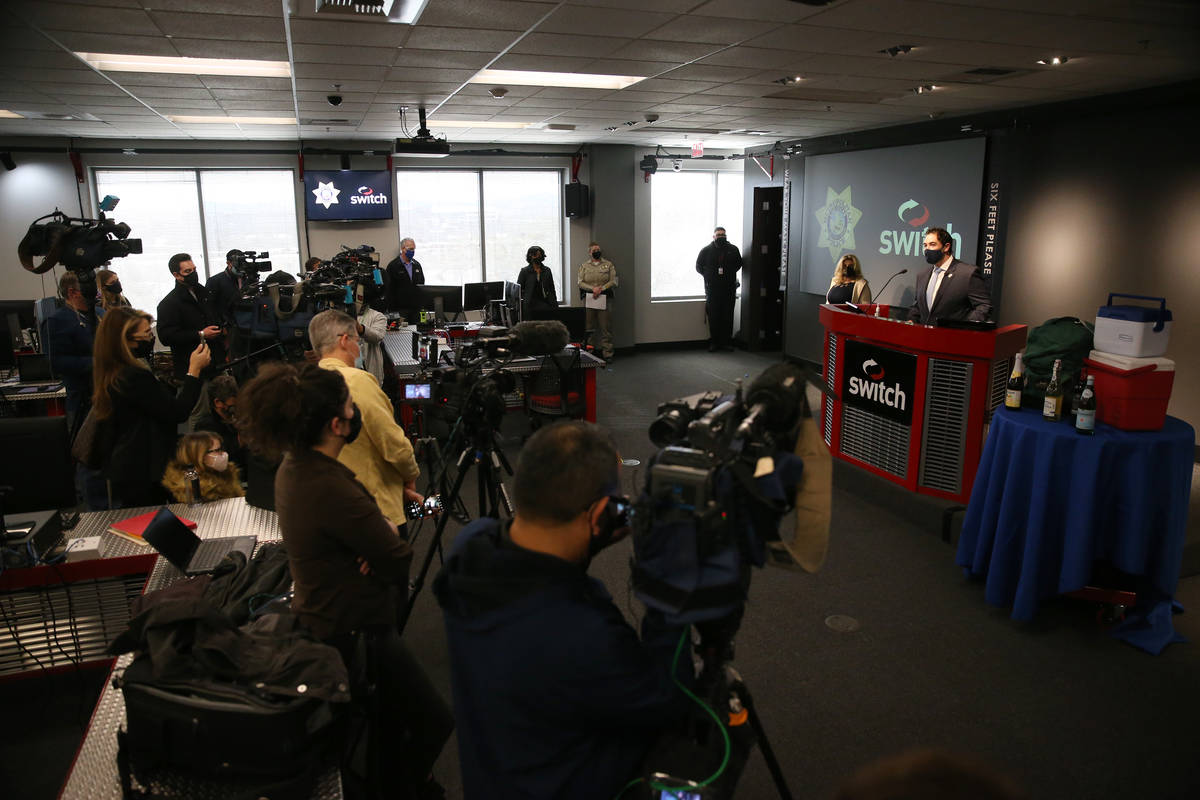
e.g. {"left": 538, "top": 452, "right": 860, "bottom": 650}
{"left": 1021, "top": 316, "right": 1094, "bottom": 408}
{"left": 70, "top": 407, "right": 114, "bottom": 469}
{"left": 117, "top": 655, "right": 343, "bottom": 799}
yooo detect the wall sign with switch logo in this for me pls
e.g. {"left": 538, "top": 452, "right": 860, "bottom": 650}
{"left": 841, "top": 339, "right": 916, "bottom": 425}
{"left": 303, "top": 170, "right": 393, "bottom": 221}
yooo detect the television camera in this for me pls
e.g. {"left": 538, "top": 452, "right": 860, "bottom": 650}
{"left": 229, "top": 250, "right": 273, "bottom": 284}
{"left": 18, "top": 207, "right": 143, "bottom": 303}
{"left": 628, "top": 362, "right": 825, "bottom": 800}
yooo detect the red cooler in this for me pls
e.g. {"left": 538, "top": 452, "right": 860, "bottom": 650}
{"left": 1083, "top": 350, "right": 1175, "bottom": 431}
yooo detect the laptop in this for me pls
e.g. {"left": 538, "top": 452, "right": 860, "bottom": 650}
{"left": 140, "top": 506, "right": 257, "bottom": 575}
{"left": 17, "top": 352, "right": 53, "bottom": 382}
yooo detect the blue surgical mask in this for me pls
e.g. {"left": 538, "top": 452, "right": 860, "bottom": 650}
{"left": 404, "top": 248, "right": 415, "bottom": 260}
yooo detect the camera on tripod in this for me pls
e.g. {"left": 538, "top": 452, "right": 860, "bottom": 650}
{"left": 230, "top": 250, "right": 272, "bottom": 282}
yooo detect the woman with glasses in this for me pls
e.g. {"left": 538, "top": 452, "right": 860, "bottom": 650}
{"left": 92, "top": 306, "right": 210, "bottom": 507}
{"left": 161, "top": 431, "right": 244, "bottom": 503}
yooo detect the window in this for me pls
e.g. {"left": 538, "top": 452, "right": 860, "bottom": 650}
{"left": 94, "top": 169, "right": 299, "bottom": 316}
{"left": 650, "top": 170, "right": 744, "bottom": 300}
{"left": 395, "top": 169, "right": 564, "bottom": 297}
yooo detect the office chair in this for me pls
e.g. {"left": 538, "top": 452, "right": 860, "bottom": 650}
{"left": 524, "top": 347, "right": 585, "bottom": 430}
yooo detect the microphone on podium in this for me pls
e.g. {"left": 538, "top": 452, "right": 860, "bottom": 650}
{"left": 872, "top": 268, "right": 908, "bottom": 316}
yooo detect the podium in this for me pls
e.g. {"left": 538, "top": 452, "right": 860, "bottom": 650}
{"left": 818, "top": 304, "right": 1027, "bottom": 504}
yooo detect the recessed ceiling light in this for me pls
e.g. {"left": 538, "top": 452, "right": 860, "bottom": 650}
{"left": 774, "top": 75, "right": 804, "bottom": 85}
{"left": 0, "top": 110, "right": 22, "bottom": 118}
{"left": 428, "top": 120, "right": 531, "bottom": 129}
{"left": 468, "top": 69, "right": 645, "bottom": 90}
{"left": 912, "top": 84, "right": 938, "bottom": 94}
{"left": 168, "top": 115, "right": 297, "bottom": 125}
{"left": 76, "top": 52, "right": 291, "bottom": 78}
{"left": 1037, "top": 56, "right": 1070, "bottom": 66}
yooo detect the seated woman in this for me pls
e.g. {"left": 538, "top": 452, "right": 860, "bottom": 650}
{"left": 237, "top": 362, "right": 452, "bottom": 797}
{"left": 93, "top": 306, "right": 209, "bottom": 507}
{"left": 161, "top": 431, "right": 245, "bottom": 503}
{"left": 827, "top": 253, "right": 872, "bottom": 304}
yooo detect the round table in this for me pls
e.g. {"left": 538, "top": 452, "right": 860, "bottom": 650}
{"left": 956, "top": 407, "right": 1194, "bottom": 653}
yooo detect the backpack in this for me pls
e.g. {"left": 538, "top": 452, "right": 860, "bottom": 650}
{"left": 1022, "top": 317, "right": 1094, "bottom": 407}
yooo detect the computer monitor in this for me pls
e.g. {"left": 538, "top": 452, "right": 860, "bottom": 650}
{"left": 0, "top": 300, "right": 37, "bottom": 350}
{"left": 0, "top": 416, "right": 76, "bottom": 514}
{"left": 416, "top": 285, "right": 464, "bottom": 322}
{"left": 463, "top": 281, "right": 505, "bottom": 311}
{"left": 550, "top": 307, "right": 588, "bottom": 344}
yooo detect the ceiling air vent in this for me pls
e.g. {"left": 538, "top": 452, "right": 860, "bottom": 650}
{"left": 313, "top": 0, "right": 428, "bottom": 23}
{"left": 300, "top": 117, "right": 358, "bottom": 126}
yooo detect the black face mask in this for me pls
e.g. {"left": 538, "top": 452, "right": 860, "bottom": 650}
{"left": 591, "top": 250, "right": 602, "bottom": 260}
{"left": 924, "top": 247, "right": 944, "bottom": 265}
{"left": 131, "top": 337, "right": 155, "bottom": 358}
{"left": 182, "top": 272, "right": 200, "bottom": 287}
{"left": 107, "top": 281, "right": 123, "bottom": 295}
{"left": 585, "top": 495, "right": 629, "bottom": 567}
{"left": 714, "top": 236, "right": 727, "bottom": 246}
{"left": 340, "top": 404, "right": 363, "bottom": 445}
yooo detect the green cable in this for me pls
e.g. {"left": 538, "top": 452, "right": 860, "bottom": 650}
{"left": 614, "top": 626, "right": 733, "bottom": 799}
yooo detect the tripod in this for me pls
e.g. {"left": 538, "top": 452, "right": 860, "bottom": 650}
{"left": 396, "top": 407, "right": 515, "bottom": 638}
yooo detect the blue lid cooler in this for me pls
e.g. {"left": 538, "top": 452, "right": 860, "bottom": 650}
{"left": 1093, "top": 293, "right": 1172, "bottom": 358}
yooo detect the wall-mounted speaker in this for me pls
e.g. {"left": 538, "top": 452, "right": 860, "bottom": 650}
{"left": 564, "top": 182, "right": 589, "bottom": 218}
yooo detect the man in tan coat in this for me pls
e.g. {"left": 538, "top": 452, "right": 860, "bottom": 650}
{"left": 310, "top": 309, "right": 422, "bottom": 528}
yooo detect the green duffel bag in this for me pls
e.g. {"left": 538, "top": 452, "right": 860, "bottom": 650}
{"left": 1021, "top": 316, "right": 1094, "bottom": 409}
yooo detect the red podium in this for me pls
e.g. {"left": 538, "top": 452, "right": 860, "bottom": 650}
{"left": 819, "top": 304, "right": 1027, "bottom": 504}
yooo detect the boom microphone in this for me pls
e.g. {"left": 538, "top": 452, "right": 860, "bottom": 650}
{"left": 875, "top": 268, "right": 908, "bottom": 303}
{"left": 483, "top": 320, "right": 570, "bottom": 356}
{"left": 737, "top": 362, "right": 806, "bottom": 438}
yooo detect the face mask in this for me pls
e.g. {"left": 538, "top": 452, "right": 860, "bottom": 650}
{"left": 404, "top": 248, "right": 415, "bottom": 260}
{"left": 183, "top": 271, "right": 200, "bottom": 287}
{"left": 591, "top": 250, "right": 601, "bottom": 260}
{"left": 204, "top": 451, "right": 229, "bottom": 472}
{"left": 714, "top": 236, "right": 727, "bottom": 245}
{"left": 924, "top": 247, "right": 944, "bottom": 265}
{"left": 107, "top": 281, "right": 122, "bottom": 295}
{"left": 131, "top": 337, "right": 155, "bottom": 358}
{"left": 340, "top": 404, "right": 363, "bottom": 445}
{"left": 585, "top": 495, "right": 629, "bottom": 566}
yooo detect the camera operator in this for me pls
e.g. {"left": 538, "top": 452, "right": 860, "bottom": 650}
{"left": 206, "top": 248, "right": 247, "bottom": 328}
{"left": 236, "top": 362, "right": 452, "bottom": 798}
{"left": 46, "top": 271, "right": 96, "bottom": 430}
{"left": 434, "top": 420, "right": 692, "bottom": 800}
{"left": 384, "top": 236, "right": 425, "bottom": 322}
{"left": 157, "top": 253, "right": 226, "bottom": 427}
{"left": 311, "top": 309, "right": 422, "bottom": 528}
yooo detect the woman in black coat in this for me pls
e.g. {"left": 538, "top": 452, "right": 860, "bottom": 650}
{"left": 92, "top": 307, "right": 210, "bottom": 507}
{"left": 516, "top": 244, "right": 559, "bottom": 320}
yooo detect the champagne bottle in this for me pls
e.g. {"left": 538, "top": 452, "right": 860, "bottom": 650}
{"left": 1069, "top": 369, "right": 1087, "bottom": 423}
{"left": 1005, "top": 353, "right": 1025, "bottom": 410}
{"left": 1042, "top": 358, "right": 1063, "bottom": 422}
{"left": 1075, "top": 375, "right": 1096, "bottom": 435}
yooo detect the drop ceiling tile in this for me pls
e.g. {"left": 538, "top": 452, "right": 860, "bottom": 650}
{"left": 33, "top": 81, "right": 128, "bottom": 97}
{"left": 628, "top": 77, "right": 721, "bottom": 94}
{"left": 456, "top": 84, "right": 540, "bottom": 98}
{"left": 511, "top": 33, "right": 632, "bottom": 59}
{"left": 286, "top": 18, "right": 411, "bottom": 48}
{"left": 297, "top": 90, "right": 374, "bottom": 103}
{"left": 581, "top": 99, "right": 659, "bottom": 111}
{"left": 109, "top": 72, "right": 208, "bottom": 88}
{"left": 293, "top": 44, "right": 398, "bottom": 66}
{"left": 698, "top": 46, "right": 808, "bottom": 70}
{"left": 216, "top": 99, "right": 297, "bottom": 110}
{"left": 610, "top": 89, "right": 687, "bottom": 103}
{"left": 746, "top": 24, "right": 897, "bottom": 54}
{"left": 146, "top": 11, "right": 285, "bottom": 41}
{"left": 644, "top": 16, "right": 775, "bottom": 45}
{"left": 528, "top": 86, "right": 610, "bottom": 99}
{"left": 392, "top": 49, "right": 493, "bottom": 69}
{"left": 296, "top": 78, "right": 381, "bottom": 93}
{"left": 294, "top": 63, "right": 389, "bottom": 81}
{"left": 129, "top": 86, "right": 215, "bottom": 101}
{"left": 138, "top": 1, "right": 281, "bottom": 15}
{"left": 170, "top": 38, "right": 290, "bottom": 60}
{"left": 403, "top": 26, "right": 518, "bottom": 52}
{"left": 490, "top": 54, "right": 599, "bottom": 74}
{"left": 385, "top": 67, "right": 477, "bottom": 84}
{"left": 41, "top": 32, "right": 180, "bottom": 57}
{"left": 539, "top": 6, "right": 676, "bottom": 39}
{"left": 417, "top": 0, "right": 561, "bottom": 31}
{"left": 662, "top": 63, "right": 762, "bottom": 83}
{"left": 580, "top": 59, "right": 677, "bottom": 78}
{"left": 19, "top": 3, "right": 159, "bottom": 36}
{"left": 564, "top": 0, "right": 698, "bottom": 11}
{"left": 209, "top": 87, "right": 293, "bottom": 101}
{"left": 691, "top": 0, "right": 817, "bottom": 23}
{"left": 607, "top": 39, "right": 724, "bottom": 63}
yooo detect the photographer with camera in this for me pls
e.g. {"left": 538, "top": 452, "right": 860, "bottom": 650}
{"left": 237, "top": 362, "right": 452, "bottom": 799}
{"left": 312, "top": 309, "right": 423, "bottom": 528}
{"left": 157, "top": 253, "right": 226, "bottom": 427}
{"left": 434, "top": 420, "right": 692, "bottom": 800}
{"left": 206, "top": 248, "right": 248, "bottom": 327}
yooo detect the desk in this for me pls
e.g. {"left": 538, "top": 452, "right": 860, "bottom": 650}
{"left": 57, "top": 498, "right": 342, "bottom": 799}
{"left": 957, "top": 407, "right": 1195, "bottom": 654}
{"left": 1, "top": 379, "right": 66, "bottom": 415}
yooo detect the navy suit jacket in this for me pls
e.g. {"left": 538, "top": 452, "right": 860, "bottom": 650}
{"left": 907, "top": 259, "right": 992, "bottom": 324}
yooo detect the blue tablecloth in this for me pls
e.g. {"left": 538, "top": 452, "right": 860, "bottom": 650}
{"left": 957, "top": 407, "right": 1194, "bottom": 654}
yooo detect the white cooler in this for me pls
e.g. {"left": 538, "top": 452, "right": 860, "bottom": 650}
{"left": 1093, "top": 293, "right": 1172, "bottom": 357}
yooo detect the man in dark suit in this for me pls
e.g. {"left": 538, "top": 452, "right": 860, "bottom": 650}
{"left": 157, "top": 253, "right": 226, "bottom": 379}
{"left": 695, "top": 226, "right": 743, "bottom": 351}
{"left": 385, "top": 236, "right": 425, "bottom": 321}
{"left": 907, "top": 227, "right": 992, "bottom": 325}
{"left": 206, "top": 248, "right": 247, "bottom": 328}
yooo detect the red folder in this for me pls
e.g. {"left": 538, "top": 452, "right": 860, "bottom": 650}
{"left": 108, "top": 508, "right": 198, "bottom": 546}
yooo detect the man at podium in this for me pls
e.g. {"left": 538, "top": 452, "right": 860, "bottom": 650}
{"left": 907, "top": 227, "right": 992, "bottom": 325}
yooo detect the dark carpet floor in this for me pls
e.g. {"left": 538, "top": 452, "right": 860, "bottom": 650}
{"left": 7, "top": 346, "right": 1200, "bottom": 799}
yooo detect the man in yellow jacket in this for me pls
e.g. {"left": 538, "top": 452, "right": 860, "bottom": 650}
{"left": 310, "top": 309, "right": 421, "bottom": 529}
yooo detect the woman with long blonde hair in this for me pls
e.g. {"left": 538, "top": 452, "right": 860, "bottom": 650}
{"left": 93, "top": 306, "right": 210, "bottom": 507}
{"left": 827, "top": 253, "right": 873, "bottom": 304}
{"left": 161, "top": 431, "right": 244, "bottom": 503}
